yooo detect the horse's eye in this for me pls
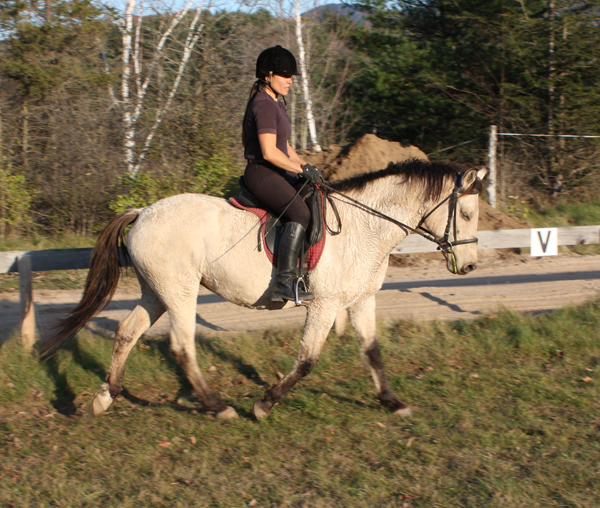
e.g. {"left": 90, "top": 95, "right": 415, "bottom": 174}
{"left": 461, "top": 210, "right": 471, "bottom": 221}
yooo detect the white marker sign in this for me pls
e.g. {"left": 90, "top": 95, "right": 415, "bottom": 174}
{"left": 530, "top": 228, "right": 558, "bottom": 256}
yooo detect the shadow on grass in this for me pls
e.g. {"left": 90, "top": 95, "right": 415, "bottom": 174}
{"left": 304, "top": 387, "right": 380, "bottom": 411}
{"left": 42, "top": 336, "right": 108, "bottom": 416}
{"left": 39, "top": 331, "right": 264, "bottom": 419}
{"left": 114, "top": 337, "right": 258, "bottom": 419}
{"left": 197, "top": 336, "right": 268, "bottom": 387}
{"left": 43, "top": 356, "right": 77, "bottom": 416}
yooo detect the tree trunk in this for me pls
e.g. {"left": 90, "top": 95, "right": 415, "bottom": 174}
{"left": 122, "top": 0, "right": 136, "bottom": 175}
{"left": 295, "top": 0, "right": 321, "bottom": 152}
{"left": 548, "top": 0, "right": 560, "bottom": 195}
{"left": 0, "top": 174, "right": 5, "bottom": 239}
{"left": 290, "top": 85, "right": 297, "bottom": 149}
{"left": 46, "top": 0, "right": 52, "bottom": 24}
{"left": 22, "top": 100, "right": 29, "bottom": 169}
{"left": 0, "top": 80, "right": 3, "bottom": 160}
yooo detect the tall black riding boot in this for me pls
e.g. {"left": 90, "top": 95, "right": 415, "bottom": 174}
{"left": 271, "top": 222, "right": 315, "bottom": 303}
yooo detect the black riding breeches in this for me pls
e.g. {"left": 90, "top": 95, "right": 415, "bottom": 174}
{"left": 243, "top": 163, "right": 310, "bottom": 230}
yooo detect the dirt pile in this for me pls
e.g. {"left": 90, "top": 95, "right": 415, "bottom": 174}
{"left": 304, "top": 133, "right": 526, "bottom": 232}
{"left": 478, "top": 200, "right": 526, "bottom": 230}
{"left": 303, "top": 133, "right": 428, "bottom": 181}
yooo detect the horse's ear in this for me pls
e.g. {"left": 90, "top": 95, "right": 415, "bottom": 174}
{"left": 459, "top": 169, "right": 478, "bottom": 191}
{"left": 477, "top": 166, "right": 489, "bottom": 180}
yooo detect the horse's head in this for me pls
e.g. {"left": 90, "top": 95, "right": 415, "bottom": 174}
{"left": 419, "top": 167, "right": 488, "bottom": 275}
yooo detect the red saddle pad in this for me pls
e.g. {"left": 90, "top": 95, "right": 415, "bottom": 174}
{"left": 228, "top": 196, "right": 326, "bottom": 272}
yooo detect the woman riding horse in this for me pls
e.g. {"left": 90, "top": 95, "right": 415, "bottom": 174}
{"left": 242, "top": 45, "right": 323, "bottom": 303}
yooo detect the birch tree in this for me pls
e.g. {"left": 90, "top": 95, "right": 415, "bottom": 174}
{"left": 119, "top": 0, "right": 206, "bottom": 177}
{"left": 295, "top": 0, "right": 321, "bottom": 152}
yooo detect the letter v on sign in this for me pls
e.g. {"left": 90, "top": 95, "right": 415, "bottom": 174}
{"left": 530, "top": 228, "right": 558, "bottom": 256}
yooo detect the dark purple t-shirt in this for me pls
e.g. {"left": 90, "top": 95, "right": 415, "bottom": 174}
{"left": 244, "top": 90, "right": 291, "bottom": 160}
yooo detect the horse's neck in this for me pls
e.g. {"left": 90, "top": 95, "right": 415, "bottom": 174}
{"left": 339, "top": 177, "right": 428, "bottom": 255}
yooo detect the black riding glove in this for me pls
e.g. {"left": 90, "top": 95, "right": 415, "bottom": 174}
{"left": 301, "top": 164, "right": 324, "bottom": 183}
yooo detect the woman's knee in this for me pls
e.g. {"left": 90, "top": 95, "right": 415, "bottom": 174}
{"left": 287, "top": 202, "right": 310, "bottom": 230}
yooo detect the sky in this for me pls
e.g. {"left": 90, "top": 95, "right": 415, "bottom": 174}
{"left": 99, "top": 0, "right": 331, "bottom": 16}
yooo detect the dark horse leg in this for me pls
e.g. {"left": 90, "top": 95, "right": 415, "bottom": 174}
{"left": 253, "top": 302, "right": 339, "bottom": 419}
{"left": 348, "top": 295, "right": 412, "bottom": 416}
{"left": 163, "top": 281, "right": 237, "bottom": 419}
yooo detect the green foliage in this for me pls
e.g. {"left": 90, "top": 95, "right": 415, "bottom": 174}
{"left": 0, "top": 158, "right": 35, "bottom": 237}
{"left": 189, "top": 149, "right": 240, "bottom": 198}
{"left": 506, "top": 195, "right": 530, "bottom": 221}
{"left": 110, "top": 150, "right": 240, "bottom": 214}
{"left": 348, "top": 0, "right": 600, "bottom": 195}
{"left": 2, "top": 0, "right": 115, "bottom": 97}
{"left": 109, "top": 173, "right": 180, "bottom": 215}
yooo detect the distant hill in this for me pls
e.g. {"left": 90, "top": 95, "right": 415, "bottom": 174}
{"left": 302, "top": 3, "right": 370, "bottom": 25}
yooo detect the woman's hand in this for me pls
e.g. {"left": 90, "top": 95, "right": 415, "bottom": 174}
{"left": 301, "top": 164, "right": 324, "bottom": 183}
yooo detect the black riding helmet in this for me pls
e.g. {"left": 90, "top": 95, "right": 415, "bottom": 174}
{"left": 255, "top": 45, "right": 300, "bottom": 79}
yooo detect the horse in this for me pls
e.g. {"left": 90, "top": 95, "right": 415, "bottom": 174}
{"left": 41, "top": 159, "right": 487, "bottom": 420}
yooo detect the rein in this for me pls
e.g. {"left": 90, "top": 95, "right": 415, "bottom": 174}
{"left": 320, "top": 173, "right": 480, "bottom": 274}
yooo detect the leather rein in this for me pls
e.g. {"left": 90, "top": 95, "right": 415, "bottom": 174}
{"left": 320, "top": 172, "right": 481, "bottom": 274}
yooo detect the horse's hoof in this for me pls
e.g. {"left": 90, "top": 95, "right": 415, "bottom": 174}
{"left": 92, "top": 383, "right": 113, "bottom": 417}
{"left": 216, "top": 406, "right": 238, "bottom": 420}
{"left": 394, "top": 406, "right": 413, "bottom": 417}
{"left": 253, "top": 400, "right": 271, "bottom": 420}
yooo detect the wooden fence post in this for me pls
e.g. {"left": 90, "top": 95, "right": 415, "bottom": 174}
{"left": 18, "top": 255, "right": 36, "bottom": 351}
{"left": 488, "top": 124, "right": 498, "bottom": 208}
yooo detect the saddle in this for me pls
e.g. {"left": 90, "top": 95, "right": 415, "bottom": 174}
{"left": 229, "top": 177, "right": 328, "bottom": 272}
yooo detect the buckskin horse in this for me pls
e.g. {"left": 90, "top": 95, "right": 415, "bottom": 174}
{"left": 42, "top": 159, "right": 487, "bottom": 420}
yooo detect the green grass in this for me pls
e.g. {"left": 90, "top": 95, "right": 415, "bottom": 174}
{"left": 1, "top": 302, "right": 599, "bottom": 507}
{"left": 0, "top": 233, "right": 97, "bottom": 252}
{"left": 528, "top": 200, "right": 600, "bottom": 228}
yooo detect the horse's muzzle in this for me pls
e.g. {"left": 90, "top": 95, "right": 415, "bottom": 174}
{"left": 459, "top": 263, "right": 477, "bottom": 275}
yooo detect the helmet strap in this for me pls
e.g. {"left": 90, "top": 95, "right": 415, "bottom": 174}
{"left": 265, "top": 71, "right": 279, "bottom": 98}
{"left": 263, "top": 71, "right": 288, "bottom": 104}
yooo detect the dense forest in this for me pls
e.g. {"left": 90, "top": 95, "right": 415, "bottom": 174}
{"left": 1, "top": 0, "right": 599, "bottom": 237}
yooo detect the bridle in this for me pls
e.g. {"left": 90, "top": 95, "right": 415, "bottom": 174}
{"left": 413, "top": 172, "right": 481, "bottom": 273}
{"left": 320, "top": 171, "right": 482, "bottom": 274}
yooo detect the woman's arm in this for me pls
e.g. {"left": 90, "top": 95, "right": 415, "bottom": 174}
{"left": 287, "top": 142, "right": 307, "bottom": 166}
{"left": 258, "top": 133, "right": 303, "bottom": 173}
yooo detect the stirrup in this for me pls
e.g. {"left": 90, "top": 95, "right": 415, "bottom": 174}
{"left": 294, "top": 276, "right": 310, "bottom": 306}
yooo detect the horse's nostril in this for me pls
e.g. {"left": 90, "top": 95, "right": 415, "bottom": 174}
{"left": 463, "top": 264, "right": 477, "bottom": 274}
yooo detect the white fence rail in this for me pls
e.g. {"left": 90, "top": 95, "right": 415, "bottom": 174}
{"left": 391, "top": 225, "right": 600, "bottom": 254}
{"left": 3, "top": 226, "right": 599, "bottom": 351}
{"left": 2, "top": 226, "right": 599, "bottom": 273}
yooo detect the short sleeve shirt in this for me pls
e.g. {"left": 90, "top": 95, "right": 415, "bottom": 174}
{"left": 244, "top": 90, "right": 291, "bottom": 160}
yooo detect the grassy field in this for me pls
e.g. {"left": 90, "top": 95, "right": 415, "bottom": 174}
{"left": 1, "top": 302, "right": 599, "bottom": 507}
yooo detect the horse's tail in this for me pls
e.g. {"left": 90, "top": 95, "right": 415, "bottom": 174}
{"left": 40, "top": 209, "right": 141, "bottom": 358}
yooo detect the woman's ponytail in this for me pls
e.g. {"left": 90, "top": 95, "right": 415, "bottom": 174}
{"left": 241, "top": 80, "right": 263, "bottom": 147}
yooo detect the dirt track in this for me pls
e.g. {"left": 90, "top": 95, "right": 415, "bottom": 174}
{"left": 1, "top": 251, "right": 599, "bottom": 343}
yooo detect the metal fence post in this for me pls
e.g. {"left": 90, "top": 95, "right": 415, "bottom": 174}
{"left": 18, "top": 255, "right": 36, "bottom": 351}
